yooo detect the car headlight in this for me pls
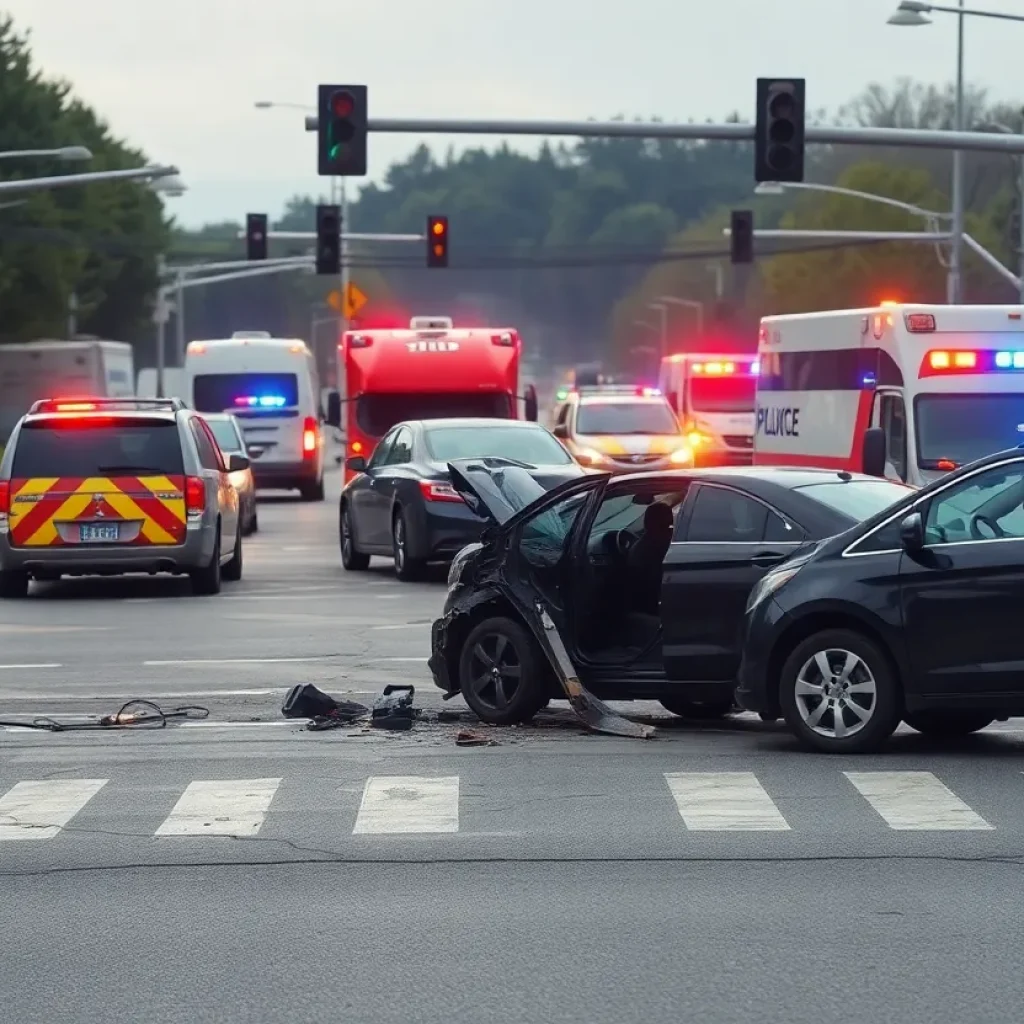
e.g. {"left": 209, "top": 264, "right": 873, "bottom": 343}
{"left": 669, "top": 446, "right": 693, "bottom": 465}
{"left": 576, "top": 446, "right": 607, "bottom": 466}
{"left": 746, "top": 565, "right": 802, "bottom": 613}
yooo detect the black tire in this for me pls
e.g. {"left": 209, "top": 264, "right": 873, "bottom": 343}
{"left": 249, "top": 509, "right": 258, "bottom": 534}
{"left": 0, "top": 570, "right": 28, "bottom": 598}
{"left": 340, "top": 502, "right": 370, "bottom": 571}
{"left": 222, "top": 525, "right": 243, "bottom": 581}
{"left": 904, "top": 710, "right": 995, "bottom": 737}
{"left": 190, "top": 528, "right": 222, "bottom": 595}
{"left": 779, "top": 628, "right": 901, "bottom": 754}
{"left": 391, "top": 507, "right": 425, "bottom": 581}
{"left": 659, "top": 697, "right": 735, "bottom": 720}
{"left": 300, "top": 476, "right": 325, "bottom": 502}
{"left": 458, "top": 615, "right": 549, "bottom": 725}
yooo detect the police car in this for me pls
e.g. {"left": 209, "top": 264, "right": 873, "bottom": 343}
{"left": 753, "top": 303, "right": 1024, "bottom": 486}
{"left": 0, "top": 397, "right": 246, "bottom": 597}
{"left": 550, "top": 384, "right": 693, "bottom": 471}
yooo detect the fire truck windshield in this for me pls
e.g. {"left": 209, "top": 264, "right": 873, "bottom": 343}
{"left": 355, "top": 392, "right": 513, "bottom": 437}
{"left": 915, "top": 393, "right": 1024, "bottom": 468}
{"left": 689, "top": 375, "right": 756, "bottom": 413}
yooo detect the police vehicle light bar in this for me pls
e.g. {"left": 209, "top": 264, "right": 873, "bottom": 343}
{"left": 30, "top": 397, "right": 187, "bottom": 414}
{"left": 921, "top": 349, "right": 1024, "bottom": 375}
{"left": 691, "top": 361, "right": 760, "bottom": 375}
{"left": 234, "top": 395, "right": 287, "bottom": 408}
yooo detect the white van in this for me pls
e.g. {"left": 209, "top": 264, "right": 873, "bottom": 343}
{"left": 183, "top": 332, "right": 325, "bottom": 500}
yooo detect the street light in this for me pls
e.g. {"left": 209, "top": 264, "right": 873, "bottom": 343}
{"left": 754, "top": 180, "right": 949, "bottom": 221}
{"left": 887, "top": 0, "right": 970, "bottom": 303}
{"left": 889, "top": 1, "right": 1024, "bottom": 24}
{"left": 0, "top": 145, "right": 93, "bottom": 162}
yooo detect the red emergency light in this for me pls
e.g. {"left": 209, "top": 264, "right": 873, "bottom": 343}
{"left": 927, "top": 350, "right": 977, "bottom": 370}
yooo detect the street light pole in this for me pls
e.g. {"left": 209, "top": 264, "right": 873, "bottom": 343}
{"left": 949, "top": 0, "right": 966, "bottom": 303}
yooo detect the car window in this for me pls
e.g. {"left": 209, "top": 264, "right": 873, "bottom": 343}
{"left": 205, "top": 418, "right": 243, "bottom": 453}
{"left": 366, "top": 431, "right": 396, "bottom": 470}
{"left": 192, "top": 372, "right": 299, "bottom": 413}
{"left": 191, "top": 419, "right": 223, "bottom": 471}
{"left": 924, "top": 463, "right": 1024, "bottom": 544}
{"left": 385, "top": 427, "right": 413, "bottom": 465}
{"left": 424, "top": 425, "right": 572, "bottom": 465}
{"left": 686, "top": 485, "right": 768, "bottom": 543}
{"left": 852, "top": 517, "right": 905, "bottom": 554}
{"left": 12, "top": 419, "right": 185, "bottom": 477}
{"left": 794, "top": 480, "right": 914, "bottom": 521}
{"left": 575, "top": 400, "right": 679, "bottom": 436}
{"left": 590, "top": 490, "right": 685, "bottom": 549}
{"left": 764, "top": 510, "right": 804, "bottom": 543}
{"left": 519, "top": 493, "right": 588, "bottom": 569}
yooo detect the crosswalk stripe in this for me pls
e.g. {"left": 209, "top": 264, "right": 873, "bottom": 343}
{"left": 352, "top": 776, "right": 460, "bottom": 834}
{"left": 664, "top": 771, "right": 790, "bottom": 831}
{"left": 844, "top": 771, "right": 993, "bottom": 831}
{"left": 0, "top": 779, "right": 107, "bottom": 840}
{"left": 154, "top": 779, "right": 282, "bottom": 837}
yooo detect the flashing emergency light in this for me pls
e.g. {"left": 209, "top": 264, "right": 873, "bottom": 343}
{"left": 920, "top": 348, "right": 1024, "bottom": 376}
{"left": 638, "top": 386, "right": 662, "bottom": 396}
{"left": 54, "top": 402, "right": 98, "bottom": 412}
{"left": 555, "top": 387, "right": 570, "bottom": 401}
{"left": 234, "top": 395, "right": 287, "bottom": 408}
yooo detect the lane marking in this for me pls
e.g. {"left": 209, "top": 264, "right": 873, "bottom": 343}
{"left": 844, "top": 771, "right": 993, "bottom": 831}
{"left": 372, "top": 623, "right": 431, "bottom": 631}
{"left": 0, "top": 663, "right": 63, "bottom": 670}
{"left": 376, "top": 657, "right": 428, "bottom": 663}
{"left": 0, "top": 687, "right": 291, "bottom": 701}
{"left": 664, "top": 771, "right": 790, "bottom": 831}
{"left": 155, "top": 779, "right": 282, "bottom": 837}
{"left": 353, "top": 776, "right": 460, "bottom": 834}
{"left": 375, "top": 594, "right": 403, "bottom": 600}
{"left": 0, "top": 779, "right": 108, "bottom": 840}
{"left": 0, "top": 625, "right": 111, "bottom": 635}
{"left": 143, "top": 657, "right": 337, "bottom": 666}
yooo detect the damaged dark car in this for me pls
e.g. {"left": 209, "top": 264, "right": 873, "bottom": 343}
{"left": 428, "top": 459, "right": 914, "bottom": 731}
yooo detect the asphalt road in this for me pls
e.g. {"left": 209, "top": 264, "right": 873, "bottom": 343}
{"left": 3, "top": 467, "right": 1024, "bottom": 1023}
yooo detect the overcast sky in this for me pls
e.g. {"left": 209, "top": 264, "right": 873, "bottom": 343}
{"left": 10, "top": 0, "right": 1024, "bottom": 227}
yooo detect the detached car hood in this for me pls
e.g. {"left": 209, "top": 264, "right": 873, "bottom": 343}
{"left": 447, "top": 457, "right": 590, "bottom": 526}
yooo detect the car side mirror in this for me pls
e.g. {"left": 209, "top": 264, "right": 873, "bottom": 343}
{"left": 346, "top": 455, "right": 367, "bottom": 472}
{"left": 862, "top": 427, "right": 887, "bottom": 478}
{"left": 552, "top": 423, "right": 568, "bottom": 439}
{"left": 326, "top": 391, "right": 342, "bottom": 428}
{"left": 899, "top": 511, "right": 925, "bottom": 552}
{"left": 227, "top": 454, "right": 250, "bottom": 472}
{"left": 524, "top": 384, "right": 538, "bottom": 423}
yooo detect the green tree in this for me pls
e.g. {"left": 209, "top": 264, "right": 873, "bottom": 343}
{"left": 0, "top": 15, "right": 169, "bottom": 344}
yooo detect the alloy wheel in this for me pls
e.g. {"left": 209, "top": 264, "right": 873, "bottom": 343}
{"left": 793, "top": 648, "right": 877, "bottom": 741}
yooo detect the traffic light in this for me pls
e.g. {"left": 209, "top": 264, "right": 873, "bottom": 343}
{"left": 317, "top": 84, "right": 368, "bottom": 177}
{"left": 426, "top": 215, "right": 449, "bottom": 268}
{"left": 731, "top": 210, "right": 754, "bottom": 264}
{"left": 754, "top": 78, "right": 806, "bottom": 183}
{"left": 315, "top": 204, "right": 341, "bottom": 275}
{"left": 246, "top": 213, "right": 267, "bottom": 261}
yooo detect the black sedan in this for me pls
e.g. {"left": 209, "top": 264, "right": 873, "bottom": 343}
{"left": 428, "top": 463, "right": 913, "bottom": 726}
{"left": 340, "top": 417, "right": 585, "bottom": 580}
{"left": 738, "top": 446, "right": 1024, "bottom": 754}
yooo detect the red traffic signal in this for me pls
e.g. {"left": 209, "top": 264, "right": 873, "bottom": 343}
{"left": 427, "top": 215, "right": 449, "bottom": 268}
{"left": 331, "top": 90, "right": 354, "bottom": 118}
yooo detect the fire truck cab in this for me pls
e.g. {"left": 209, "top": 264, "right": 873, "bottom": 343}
{"left": 754, "top": 303, "right": 1024, "bottom": 486}
{"left": 657, "top": 352, "right": 757, "bottom": 466}
{"left": 325, "top": 316, "right": 538, "bottom": 482}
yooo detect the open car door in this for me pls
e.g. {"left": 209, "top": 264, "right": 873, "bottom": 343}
{"left": 450, "top": 461, "right": 655, "bottom": 739}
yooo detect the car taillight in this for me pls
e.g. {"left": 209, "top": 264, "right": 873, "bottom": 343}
{"left": 0, "top": 480, "right": 9, "bottom": 515}
{"left": 419, "top": 479, "right": 463, "bottom": 503}
{"left": 185, "top": 477, "right": 205, "bottom": 512}
{"left": 303, "top": 417, "right": 317, "bottom": 455}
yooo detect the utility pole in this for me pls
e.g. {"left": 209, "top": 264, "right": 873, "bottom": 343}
{"left": 175, "top": 269, "right": 186, "bottom": 365}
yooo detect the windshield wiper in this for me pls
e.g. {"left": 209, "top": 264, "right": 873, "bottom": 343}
{"left": 96, "top": 464, "right": 167, "bottom": 474}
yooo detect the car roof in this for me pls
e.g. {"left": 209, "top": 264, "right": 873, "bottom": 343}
{"left": 604, "top": 466, "right": 884, "bottom": 488}
{"left": 200, "top": 412, "right": 236, "bottom": 422}
{"left": 576, "top": 394, "right": 667, "bottom": 405}
{"left": 409, "top": 418, "right": 549, "bottom": 431}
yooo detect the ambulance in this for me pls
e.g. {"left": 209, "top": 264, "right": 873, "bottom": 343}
{"left": 657, "top": 352, "right": 758, "bottom": 466}
{"left": 753, "top": 303, "right": 1024, "bottom": 486}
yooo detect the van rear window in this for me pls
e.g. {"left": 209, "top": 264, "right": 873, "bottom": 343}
{"left": 192, "top": 373, "right": 299, "bottom": 413}
{"left": 13, "top": 420, "right": 185, "bottom": 477}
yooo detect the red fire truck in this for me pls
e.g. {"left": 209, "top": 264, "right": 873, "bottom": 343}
{"left": 326, "top": 316, "right": 538, "bottom": 480}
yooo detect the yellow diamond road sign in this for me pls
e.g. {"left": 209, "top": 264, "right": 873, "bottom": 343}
{"left": 329, "top": 282, "right": 368, "bottom": 319}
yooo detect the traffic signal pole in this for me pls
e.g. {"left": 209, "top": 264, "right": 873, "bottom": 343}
{"left": 303, "top": 113, "right": 1024, "bottom": 155}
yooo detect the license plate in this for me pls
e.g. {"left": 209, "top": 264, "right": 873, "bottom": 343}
{"left": 79, "top": 523, "right": 120, "bottom": 543}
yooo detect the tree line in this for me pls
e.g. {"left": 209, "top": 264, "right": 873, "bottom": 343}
{"left": 0, "top": 15, "right": 168, "bottom": 345}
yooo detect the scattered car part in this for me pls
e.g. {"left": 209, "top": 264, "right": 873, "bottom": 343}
{"left": 371, "top": 685, "right": 417, "bottom": 730}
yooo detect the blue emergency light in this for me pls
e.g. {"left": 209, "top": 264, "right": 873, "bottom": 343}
{"left": 234, "top": 395, "right": 287, "bottom": 408}
{"left": 994, "top": 351, "right": 1024, "bottom": 369}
